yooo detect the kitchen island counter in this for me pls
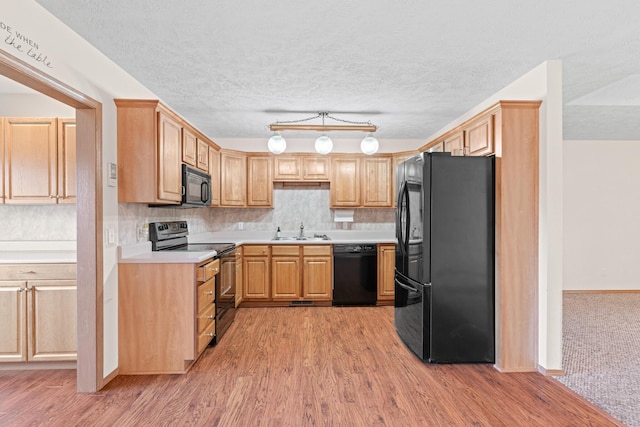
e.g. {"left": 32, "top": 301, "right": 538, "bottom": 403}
{"left": 0, "top": 241, "right": 77, "bottom": 264}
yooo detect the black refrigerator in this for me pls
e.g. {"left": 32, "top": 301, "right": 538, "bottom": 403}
{"left": 394, "top": 152, "right": 495, "bottom": 363}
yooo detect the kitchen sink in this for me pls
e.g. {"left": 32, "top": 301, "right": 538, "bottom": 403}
{"left": 272, "top": 234, "right": 330, "bottom": 241}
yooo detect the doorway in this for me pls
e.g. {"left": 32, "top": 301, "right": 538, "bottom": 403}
{"left": 0, "top": 51, "right": 104, "bottom": 392}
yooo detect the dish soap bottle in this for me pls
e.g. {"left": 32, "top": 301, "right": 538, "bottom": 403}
{"left": 276, "top": 227, "right": 281, "bottom": 239}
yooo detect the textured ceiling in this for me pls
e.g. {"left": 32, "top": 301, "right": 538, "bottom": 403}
{"left": 29, "top": 0, "right": 640, "bottom": 141}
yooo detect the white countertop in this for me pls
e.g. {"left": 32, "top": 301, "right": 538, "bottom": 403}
{"left": 118, "top": 230, "right": 395, "bottom": 264}
{"left": 0, "top": 241, "right": 77, "bottom": 264}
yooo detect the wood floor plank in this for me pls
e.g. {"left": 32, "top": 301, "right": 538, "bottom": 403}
{"left": 0, "top": 306, "right": 623, "bottom": 426}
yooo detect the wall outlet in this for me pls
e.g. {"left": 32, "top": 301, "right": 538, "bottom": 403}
{"left": 238, "top": 222, "right": 244, "bottom": 230}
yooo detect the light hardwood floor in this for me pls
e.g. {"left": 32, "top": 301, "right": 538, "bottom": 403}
{"left": 0, "top": 307, "right": 622, "bottom": 426}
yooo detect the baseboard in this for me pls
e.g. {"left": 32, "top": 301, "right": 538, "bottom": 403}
{"left": 564, "top": 289, "right": 640, "bottom": 294}
{"left": 0, "top": 361, "right": 76, "bottom": 370}
{"left": 538, "top": 365, "right": 564, "bottom": 376}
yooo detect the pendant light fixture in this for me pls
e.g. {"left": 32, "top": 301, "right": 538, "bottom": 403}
{"left": 267, "top": 132, "right": 286, "bottom": 154}
{"left": 315, "top": 135, "right": 333, "bottom": 155}
{"left": 268, "top": 112, "right": 379, "bottom": 155}
{"left": 360, "top": 133, "right": 379, "bottom": 155}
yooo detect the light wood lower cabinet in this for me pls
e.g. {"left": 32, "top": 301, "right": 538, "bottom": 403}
{"left": 118, "top": 258, "right": 217, "bottom": 374}
{"left": 302, "top": 246, "right": 332, "bottom": 300}
{"left": 242, "top": 244, "right": 332, "bottom": 303}
{"left": 377, "top": 244, "right": 395, "bottom": 302}
{"left": 242, "top": 245, "right": 270, "bottom": 300}
{"left": 0, "top": 264, "right": 77, "bottom": 363}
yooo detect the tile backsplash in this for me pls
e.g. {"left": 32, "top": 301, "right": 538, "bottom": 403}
{"left": 118, "top": 187, "right": 394, "bottom": 245}
{"left": 0, "top": 204, "right": 77, "bottom": 240}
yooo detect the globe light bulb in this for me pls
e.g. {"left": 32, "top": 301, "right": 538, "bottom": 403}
{"left": 360, "top": 134, "right": 379, "bottom": 155}
{"left": 315, "top": 135, "right": 333, "bottom": 155}
{"left": 267, "top": 133, "right": 286, "bottom": 154}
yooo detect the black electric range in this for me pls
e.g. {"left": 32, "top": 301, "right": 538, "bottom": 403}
{"left": 149, "top": 221, "right": 234, "bottom": 254}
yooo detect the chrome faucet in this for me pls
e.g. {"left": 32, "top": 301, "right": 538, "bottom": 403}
{"left": 299, "top": 222, "right": 305, "bottom": 239}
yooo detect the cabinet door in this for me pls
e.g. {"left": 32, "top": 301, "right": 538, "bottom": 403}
{"left": 330, "top": 158, "right": 360, "bottom": 207}
{"left": 428, "top": 141, "right": 444, "bottom": 152}
{"left": 0, "top": 281, "right": 27, "bottom": 362}
{"left": 235, "top": 247, "right": 243, "bottom": 307}
{"left": 247, "top": 156, "right": 273, "bottom": 207}
{"left": 220, "top": 151, "right": 247, "bottom": 206}
{"left": 272, "top": 257, "right": 301, "bottom": 299}
{"left": 208, "top": 147, "right": 220, "bottom": 207}
{"left": 57, "top": 118, "right": 76, "bottom": 204}
{"left": 302, "top": 157, "right": 330, "bottom": 181}
{"left": 464, "top": 115, "right": 494, "bottom": 156}
{"left": 302, "top": 256, "right": 332, "bottom": 300}
{"left": 362, "top": 157, "right": 392, "bottom": 207}
{"left": 197, "top": 139, "right": 209, "bottom": 172}
{"left": 243, "top": 256, "right": 270, "bottom": 299}
{"left": 182, "top": 128, "right": 197, "bottom": 166}
{"left": 377, "top": 244, "right": 395, "bottom": 301}
{"left": 28, "top": 280, "right": 77, "bottom": 361}
{"left": 443, "top": 131, "right": 464, "bottom": 155}
{"left": 4, "top": 117, "right": 57, "bottom": 204}
{"left": 157, "top": 112, "right": 182, "bottom": 202}
{"left": 273, "top": 157, "right": 301, "bottom": 181}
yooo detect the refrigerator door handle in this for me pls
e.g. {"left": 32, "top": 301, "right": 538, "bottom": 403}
{"left": 395, "top": 277, "right": 417, "bottom": 293}
{"left": 396, "top": 181, "right": 408, "bottom": 256}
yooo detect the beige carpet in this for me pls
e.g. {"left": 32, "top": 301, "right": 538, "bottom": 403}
{"left": 554, "top": 293, "right": 640, "bottom": 427}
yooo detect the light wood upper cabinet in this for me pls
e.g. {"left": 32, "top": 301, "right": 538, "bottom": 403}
{"left": 273, "top": 157, "right": 300, "bottom": 181}
{"left": 303, "top": 157, "right": 330, "bottom": 181}
{"left": 377, "top": 244, "right": 395, "bottom": 301}
{"left": 443, "top": 131, "right": 464, "bottom": 155}
{"left": 116, "top": 100, "right": 183, "bottom": 204}
{"left": 57, "top": 119, "right": 76, "bottom": 204}
{"left": 273, "top": 155, "right": 330, "bottom": 181}
{"left": 0, "top": 264, "right": 77, "bottom": 363}
{"left": 361, "top": 157, "right": 392, "bottom": 207}
{"left": 463, "top": 114, "right": 493, "bottom": 156}
{"left": 197, "top": 139, "right": 209, "bottom": 172}
{"left": 220, "top": 150, "right": 247, "bottom": 207}
{"left": 182, "top": 128, "right": 198, "bottom": 167}
{"left": 208, "top": 146, "right": 220, "bottom": 207}
{"left": 330, "top": 157, "right": 360, "bottom": 207}
{"left": 428, "top": 141, "right": 444, "bottom": 152}
{"left": 3, "top": 118, "right": 58, "bottom": 204}
{"left": 157, "top": 112, "right": 183, "bottom": 202}
{"left": 247, "top": 156, "right": 273, "bottom": 207}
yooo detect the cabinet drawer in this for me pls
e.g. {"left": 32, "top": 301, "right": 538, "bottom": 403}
{"left": 197, "top": 303, "right": 215, "bottom": 335}
{"left": 197, "top": 278, "right": 215, "bottom": 314}
{"left": 197, "top": 318, "right": 216, "bottom": 355}
{"left": 197, "top": 259, "right": 220, "bottom": 282}
{"left": 271, "top": 245, "right": 300, "bottom": 256}
{"left": 244, "top": 245, "right": 270, "bottom": 256}
{"left": 303, "top": 245, "right": 332, "bottom": 256}
{"left": 0, "top": 263, "right": 76, "bottom": 280}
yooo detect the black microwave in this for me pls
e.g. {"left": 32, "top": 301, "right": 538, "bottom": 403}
{"left": 150, "top": 164, "right": 211, "bottom": 208}
{"left": 181, "top": 164, "right": 212, "bottom": 207}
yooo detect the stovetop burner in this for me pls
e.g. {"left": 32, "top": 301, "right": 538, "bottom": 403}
{"left": 160, "top": 242, "right": 235, "bottom": 253}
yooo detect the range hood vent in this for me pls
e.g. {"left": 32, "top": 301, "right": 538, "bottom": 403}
{"left": 274, "top": 182, "right": 329, "bottom": 190}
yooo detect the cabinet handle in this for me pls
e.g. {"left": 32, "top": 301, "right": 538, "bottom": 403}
{"left": 19, "top": 271, "right": 36, "bottom": 274}
{"left": 207, "top": 333, "right": 214, "bottom": 337}
{"left": 207, "top": 315, "right": 215, "bottom": 320}
{"left": 205, "top": 291, "right": 214, "bottom": 296}
{"left": 18, "top": 287, "right": 27, "bottom": 292}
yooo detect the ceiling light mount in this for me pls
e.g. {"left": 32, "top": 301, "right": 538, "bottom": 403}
{"left": 267, "top": 112, "right": 379, "bottom": 155}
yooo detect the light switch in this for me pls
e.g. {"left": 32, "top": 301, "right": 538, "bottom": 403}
{"left": 107, "top": 162, "right": 117, "bottom": 187}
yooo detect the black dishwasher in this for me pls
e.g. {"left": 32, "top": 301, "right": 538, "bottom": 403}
{"left": 333, "top": 244, "right": 377, "bottom": 305}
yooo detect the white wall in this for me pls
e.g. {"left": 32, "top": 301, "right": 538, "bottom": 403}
{"left": 424, "top": 61, "right": 564, "bottom": 372}
{"left": 0, "top": 93, "right": 75, "bottom": 116}
{"left": 3, "top": 0, "right": 156, "bottom": 377}
{"left": 564, "top": 140, "right": 640, "bottom": 291}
